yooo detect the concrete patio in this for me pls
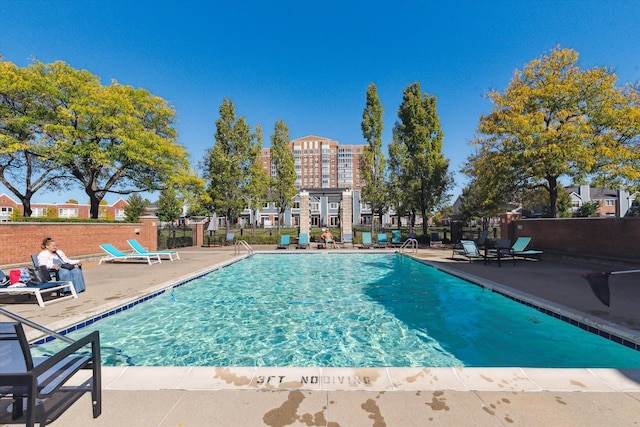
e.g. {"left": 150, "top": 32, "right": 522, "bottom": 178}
{"left": 1, "top": 245, "right": 639, "bottom": 426}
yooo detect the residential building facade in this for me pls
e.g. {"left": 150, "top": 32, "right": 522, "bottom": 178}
{"left": 261, "top": 135, "right": 365, "bottom": 190}
{"left": 0, "top": 194, "right": 129, "bottom": 222}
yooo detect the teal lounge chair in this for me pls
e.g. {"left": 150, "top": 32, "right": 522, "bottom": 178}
{"left": 127, "top": 240, "right": 180, "bottom": 261}
{"left": 390, "top": 230, "right": 402, "bottom": 247}
{"left": 296, "top": 233, "right": 309, "bottom": 249}
{"left": 98, "top": 244, "right": 161, "bottom": 265}
{"left": 276, "top": 234, "right": 291, "bottom": 249}
{"left": 341, "top": 233, "right": 353, "bottom": 248}
{"left": 359, "top": 232, "right": 373, "bottom": 249}
{"left": 510, "top": 237, "right": 544, "bottom": 260}
{"left": 452, "top": 240, "right": 484, "bottom": 263}
{"left": 430, "top": 232, "right": 443, "bottom": 248}
{"left": 375, "top": 233, "right": 389, "bottom": 248}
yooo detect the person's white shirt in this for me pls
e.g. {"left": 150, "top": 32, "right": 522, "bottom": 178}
{"left": 37, "top": 249, "right": 79, "bottom": 269}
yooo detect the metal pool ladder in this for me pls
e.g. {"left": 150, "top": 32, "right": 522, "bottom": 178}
{"left": 399, "top": 238, "right": 418, "bottom": 254}
{"left": 235, "top": 240, "right": 254, "bottom": 254}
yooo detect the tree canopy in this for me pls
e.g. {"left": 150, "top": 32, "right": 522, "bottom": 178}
{"left": 0, "top": 59, "right": 194, "bottom": 218}
{"left": 269, "top": 119, "right": 297, "bottom": 231}
{"left": 394, "top": 82, "right": 452, "bottom": 235}
{"left": 203, "top": 98, "right": 261, "bottom": 232}
{"left": 466, "top": 47, "right": 640, "bottom": 217}
{"left": 360, "top": 83, "right": 387, "bottom": 231}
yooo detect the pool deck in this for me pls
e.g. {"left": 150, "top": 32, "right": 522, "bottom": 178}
{"left": 1, "top": 245, "right": 640, "bottom": 426}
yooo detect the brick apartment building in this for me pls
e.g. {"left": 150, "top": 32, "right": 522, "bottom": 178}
{"left": 0, "top": 193, "right": 129, "bottom": 222}
{"left": 261, "top": 135, "right": 366, "bottom": 190}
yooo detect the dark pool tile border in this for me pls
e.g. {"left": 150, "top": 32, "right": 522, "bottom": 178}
{"left": 32, "top": 258, "right": 248, "bottom": 346}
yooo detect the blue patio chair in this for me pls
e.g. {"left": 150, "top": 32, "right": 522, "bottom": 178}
{"left": 0, "top": 269, "right": 77, "bottom": 307}
{"left": 341, "top": 233, "right": 353, "bottom": 248}
{"left": 390, "top": 230, "right": 402, "bottom": 247}
{"left": 359, "top": 232, "right": 373, "bottom": 249}
{"left": 452, "top": 240, "right": 484, "bottom": 263}
{"left": 375, "top": 233, "right": 389, "bottom": 248}
{"left": 296, "top": 233, "right": 309, "bottom": 249}
{"left": 276, "top": 234, "right": 291, "bottom": 249}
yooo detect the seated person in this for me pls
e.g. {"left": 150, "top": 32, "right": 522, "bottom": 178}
{"left": 37, "top": 237, "right": 86, "bottom": 293}
{"left": 321, "top": 228, "right": 337, "bottom": 249}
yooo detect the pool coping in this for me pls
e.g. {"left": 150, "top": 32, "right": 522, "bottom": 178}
{"left": 32, "top": 250, "right": 640, "bottom": 394}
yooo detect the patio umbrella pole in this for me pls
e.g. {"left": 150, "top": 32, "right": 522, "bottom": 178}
{"left": 580, "top": 269, "right": 640, "bottom": 307}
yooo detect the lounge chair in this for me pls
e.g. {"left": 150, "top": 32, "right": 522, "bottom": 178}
{"left": 452, "top": 240, "right": 484, "bottom": 263}
{"left": 98, "top": 244, "right": 161, "bottom": 265}
{"left": 276, "top": 234, "right": 291, "bottom": 249}
{"left": 0, "top": 321, "right": 101, "bottom": 426}
{"left": 225, "top": 233, "right": 235, "bottom": 246}
{"left": 390, "top": 230, "right": 402, "bottom": 247}
{"left": 0, "top": 269, "right": 77, "bottom": 307}
{"left": 476, "top": 230, "right": 489, "bottom": 249}
{"left": 509, "top": 237, "right": 544, "bottom": 260}
{"left": 430, "top": 232, "right": 443, "bottom": 248}
{"left": 341, "top": 233, "right": 353, "bottom": 248}
{"left": 375, "top": 233, "right": 389, "bottom": 248}
{"left": 127, "top": 239, "right": 180, "bottom": 261}
{"left": 359, "top": 232, "right": 373, "bottom": 249}
{"left": 30, "top": 254, "right": 59, "bottom": 280}
{"left": 296, "top": 233, "right": 309, "bottom": 249}
{"left": 489, "top": 239, "right": 516, "bottom": 266}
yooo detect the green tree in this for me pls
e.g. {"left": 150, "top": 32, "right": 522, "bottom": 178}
{"left": 360, "top": 83, "right": 387, "bottom": 232}
{"left": 387, "top": 122, "right": 414, "bottom": 228}
{"left": 157, "top": 187, "right": 182, "bottom": 223}
{"left": 395, "top": 82, "right": 452, "bottom": 236}
{"left": 203, "top": 98, "right": 258, "bottom": 233}
{"left": 0, "top": 60, "right": 71, "bottom": 216}
{"left": 468, "top": 46, "right": 640, "bottom": 218}
{"left": 124, "top": 193, "right": 150, "bottom": 222}
{"left": 269, "top": 120, "right": 297, "bottom": 232}
{"left": 244, "top": 124, "right": 269, "bottom": 233}
{"left": 36, "top": 61, "right": 191, "bottom": 219}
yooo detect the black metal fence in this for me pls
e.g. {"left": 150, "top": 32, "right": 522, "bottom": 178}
{"left": 157, "top": 225, "right": 194, "bottom": 249}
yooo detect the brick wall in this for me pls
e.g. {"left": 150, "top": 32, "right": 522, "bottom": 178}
{"left": 501, "top": 217, "right": 640, "bottom": 262}
{"left": 0, "top": 216, "right": 158, "bottom": 265}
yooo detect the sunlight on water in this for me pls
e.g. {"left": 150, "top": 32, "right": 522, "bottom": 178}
{"left": 34, "top": 253, "right": 640, "bottom": 368}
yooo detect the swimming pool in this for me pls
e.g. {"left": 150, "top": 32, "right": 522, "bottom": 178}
{"left": 36, "top": 253, "right": 640, "bottom": 368}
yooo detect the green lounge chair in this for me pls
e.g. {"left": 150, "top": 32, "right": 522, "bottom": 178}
{"left": 390, "top": 230, "right": 402, "bottom": 247}
{"left": 510, "top": 237, "right": 544, "bottom": 260}
{"left": 375, "top": 233, "right": 389, "bottom": 248}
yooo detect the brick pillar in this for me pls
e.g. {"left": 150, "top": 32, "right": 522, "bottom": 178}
{"left": 299, "top": 191, "right": 310, "bottom": 235}
{"left": 139, "top": 216, "right": 159, "bottom": 251}
{"left": 193, "top": 222, "right": 204, "bottom": 247}
{"left": 341, "top": 190, "right": 352, "bottom": 239}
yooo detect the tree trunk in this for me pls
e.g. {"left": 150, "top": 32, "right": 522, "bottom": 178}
{"left": 548, "top": 176, "right": 559, "bottom": 218}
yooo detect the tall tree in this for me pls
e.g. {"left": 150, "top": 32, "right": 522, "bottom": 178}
{"left": 360, "top": 83, "right": 387, "bottom": 231}
{"left": 387, "top": 122, "right": 413, "bottom": 228}
{"left": 123, "top": 193, "right": 150, "bottom": 223}
{"left": 244, "top": 124, "right": 269, "bottom": 232}
{"left": 468, "top": 46, "right": 640, "bottom": 217}
{"left": 0, "top": 60, "right": 70, "bottom": 216}
{"left": 203, "top": 98, "right": 258, "bottom": 233}
{"left": 269, "top": 120, "right": 297, "bottom": 232}
{"left": 395, "top": 82, "right": 452, "bottom": 236}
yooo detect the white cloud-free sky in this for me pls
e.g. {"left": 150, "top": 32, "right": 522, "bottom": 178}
{"left": 1, "top": 0, "right": 639, "bottom": 203}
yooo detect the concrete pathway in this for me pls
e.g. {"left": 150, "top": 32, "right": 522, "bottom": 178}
{"left": 1, "top": 245, "right": 640, "bottom": 426}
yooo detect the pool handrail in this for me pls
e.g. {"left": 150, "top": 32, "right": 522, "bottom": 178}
{"left": 235, "top": 240, "right": 254, "bottom": 254}
{"left": 399, "top": 238, "right": 418, "bottom": 254}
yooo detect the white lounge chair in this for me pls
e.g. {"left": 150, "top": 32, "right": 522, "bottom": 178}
{"left": 98, "top": 244, "right": 161, "bottom": 265}
{"left": 127, "top": 239, "right": 180, "bottom": 261}
{"left": 0, "top": 269, "right": 77, "bottom": 307}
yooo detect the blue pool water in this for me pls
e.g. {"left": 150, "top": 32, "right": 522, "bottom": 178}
{"left": 37, "top": 253, "right": 640, "bottom": 368}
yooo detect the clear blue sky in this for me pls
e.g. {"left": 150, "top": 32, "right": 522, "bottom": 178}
{"left": 1, "top": 0, "right": 639, "bottom": 204}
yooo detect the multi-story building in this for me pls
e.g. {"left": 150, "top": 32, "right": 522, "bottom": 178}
{"left": 261, "top": 135, "right": 365, "bottom": 190}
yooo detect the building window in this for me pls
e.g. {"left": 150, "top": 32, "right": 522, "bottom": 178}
{"left": 115, "top": 209, "right": 125, "bottom": 221}
{"left": 329, "top": 202, "right": 339, "bottom": 210}
{"left": 58, "top": 208, "right": 78, "bottom": 218}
